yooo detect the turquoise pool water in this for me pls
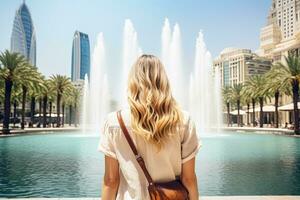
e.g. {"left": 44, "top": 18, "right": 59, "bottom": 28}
{"left": 0, "top": 132, "right": 299, "bottom": 197}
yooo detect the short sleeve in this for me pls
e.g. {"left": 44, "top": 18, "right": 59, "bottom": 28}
{"left": 97, "top": 116, "right": 117, "bottom": 159}
{"left": 181, "top": 117, "right": 202, "bottom": 163}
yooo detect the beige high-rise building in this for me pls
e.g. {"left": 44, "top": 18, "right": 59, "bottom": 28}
{"left": 213, "top": 48, "right": 271, "bottom": 88}
{"left": 258, "top": 0, "right": 300, "bottom": 126}
{"left": 258, "top": 0, "right": 300, "bottom": 62}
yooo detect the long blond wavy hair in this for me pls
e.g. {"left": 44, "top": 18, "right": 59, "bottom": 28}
{"left": 127, "top": 54, "right": 184, "bottom": 149}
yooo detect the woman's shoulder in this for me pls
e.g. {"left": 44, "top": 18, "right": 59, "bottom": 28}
{"left": 181, "top": 109, "right": 192, "bottom": 125}
{"left": 104, "top": 108, "right": 131, "bottom": 127}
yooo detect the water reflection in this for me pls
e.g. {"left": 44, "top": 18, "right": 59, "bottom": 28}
{"left": 0, "top": 132, "right": 300, "bottom": 197}
{"left": 197, "top": 133, "right": 300, "bottom": 195}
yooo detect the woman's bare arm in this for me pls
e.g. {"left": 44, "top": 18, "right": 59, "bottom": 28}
{"left": 101, "top": 155, "right": 120, "bottom": 200}
{"left": 181, "top": 157, "right": 199, "bottom": 200}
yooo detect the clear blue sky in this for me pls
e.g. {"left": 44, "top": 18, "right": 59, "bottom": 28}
{"left": 0, "top": 0, "right": 271, "bottom": 100}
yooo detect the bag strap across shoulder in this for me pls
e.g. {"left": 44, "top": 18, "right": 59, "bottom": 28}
{"left": 116, "top": 110, "right": 154, "bottom": 186}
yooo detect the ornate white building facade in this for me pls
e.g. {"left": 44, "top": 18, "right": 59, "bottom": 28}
{"left": 258, "top": 0, "right": 300, "bottom": 62}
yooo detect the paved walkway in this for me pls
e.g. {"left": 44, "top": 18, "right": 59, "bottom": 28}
{"left": 2, "top": 197, "right": 300, "bottom": 200}
{"left": 222, "top": 126, "right": 300, "bottom": 137}
{"left": 0, "top": 126, "right": 80, "bottom": 137}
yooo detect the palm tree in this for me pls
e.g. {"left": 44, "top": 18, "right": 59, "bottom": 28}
{"left": 0, "top": 78, "right": 4, "bottom": 103}
{"left": 0, "top": 50, "right": 27, "bottom": 133}
{"left": 64, "top": 94, "right": 73, "bottom": 126}
{"left": 222, "top": 86, "right": 233, "bottom": 127}
{"left": 29, "top": 95, "right": 36, "bottom": 127}
{"left": 0, "top": 78, "right": 4, "bottom": 123}
{"left": 72, "top": 87, "right": 81, "bottom": 127}
{"left": 17, "top": 64, "right": 43, "bottom": 129}
{"left": 49, "top": 75, "right": 73, "bottom": 127}
{"left": 38, "top": 78, "right": 52, "bottom": 128}
{"left": 11, "top": 85, "right": 21, "bottom": 127}
{"left": 244, "top": 75, "right": 271, "bottom": 128}
{"left": 28, "top": 86, "right": 40, "bottom": 127}
{"left": 48, "top": 95, "right": 55, "bottom": 127}
{"left": 61, "top": 91, "right": 69, "bottom": 127}
{"left": 241, "top": 87, "right": 252, "bottom": 126}
{"left": 244, "top": 77, "right": 259, "bottom": 127}
{"left": 271, "top": 54, "right": 300, "bottom": 134}
{"left": 265, "top": 67, "right": 291, "bottom": 128}
{"left": 255, "top": 75, "right": 270, "bottom": 128}
{"left": 64, "top": 86, "right": 80, "bottom": 127}
{"left": 37, "top": 96, "right": 42, "bottom": 127}
{"left": 231, "top": 83, "right": 244, "bottom": 127}
{"left": 61, "top": 84, "right": 77, "bottom": 127}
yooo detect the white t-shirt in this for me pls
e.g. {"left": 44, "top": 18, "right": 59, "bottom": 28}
{"left": 98, "top": 108, "right": 202, "bottom": 200}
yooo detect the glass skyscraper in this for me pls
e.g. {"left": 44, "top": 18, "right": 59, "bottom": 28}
{"left": 11, "top": 1, "right": 36, "bottom": 66}
{"left": 71, "top": 31, "right": 90, "bottom": 81}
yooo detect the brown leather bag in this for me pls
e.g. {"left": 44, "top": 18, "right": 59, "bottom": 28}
{"left": 117, "top": 110, "right": 189, "bottom": 200}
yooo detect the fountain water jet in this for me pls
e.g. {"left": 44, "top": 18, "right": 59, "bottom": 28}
{"left": 89, "top": 33, "right": 110, "bottom": 131}
{"left": 120, "top": 19, "right": 142, "bottom": 109}
{"left": 99, "top": 74, "right": 110, "bottom": 124}
{"left": 80, "top": 19, "right": 223, "bottom": 136}
{"left": 161, "top": 18, "right": 186, "bottom": 109}
{"left": 189, "top": 31, "right": 223, "bottom": 135}
{"left": 214, "top": 67, "right": 223, "bottom": 132}
{"left": 162, "top": 19, "right": 171, "bottom": 67}
{"left": 81, "top": 33, "right": 110, "bottom": 132}
{"left": 81, "top": 74, "right": 89, "bottom": 132}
